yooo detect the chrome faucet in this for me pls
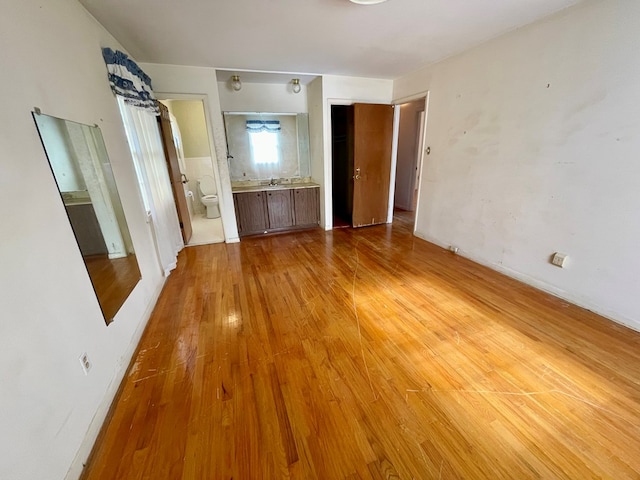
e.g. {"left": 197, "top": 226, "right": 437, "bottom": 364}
{"left": 269, "top": 177, "right": 278, "bottom": 186}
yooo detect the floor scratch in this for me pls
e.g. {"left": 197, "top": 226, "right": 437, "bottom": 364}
{"left": 434, "top": 388, "right": 630, "bottom": 422}
{"left": 351, "top": 245, "right": 378, "bottom": 401}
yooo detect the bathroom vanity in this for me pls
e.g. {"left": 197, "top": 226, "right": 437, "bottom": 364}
{"left": 232, "top": 184, "right": 320, "bottom": 237}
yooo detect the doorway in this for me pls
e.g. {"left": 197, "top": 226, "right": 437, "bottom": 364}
{"left": 330, "top": 103, "right": 395, "bottom": 229}
{"left": 393, "top": 97, "right": 427, "bottom": 225}
{"left": 158, "top": 99, "right": 225, "bottom": 245}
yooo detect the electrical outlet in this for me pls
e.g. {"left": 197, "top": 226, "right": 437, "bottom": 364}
{"left": 551, "top": 252, "right": 568, "bottom": 268}
{"left": 79, "top": 352, "right": 92, "bottom": 375}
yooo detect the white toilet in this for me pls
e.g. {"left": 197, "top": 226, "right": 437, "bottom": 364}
{"left": 197, "top": 175, "right": 220, "bottom": 219}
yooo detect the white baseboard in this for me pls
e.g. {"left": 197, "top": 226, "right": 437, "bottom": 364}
{"left": 413, "top": 229, "right": 640, "bottom": 333}
{"left": 65, "top": 278, "right": 166, "bottom": 480}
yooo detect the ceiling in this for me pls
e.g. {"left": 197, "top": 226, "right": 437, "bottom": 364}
{"left": 78, "top": 0, "right": 583, "bottom": 79}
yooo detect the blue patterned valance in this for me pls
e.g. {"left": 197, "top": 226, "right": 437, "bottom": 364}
{"left": 102, "top": 47, "right": 159, "bottom": 115}
{"left": 246, "top": 120, "right": 281, "bottom": 132}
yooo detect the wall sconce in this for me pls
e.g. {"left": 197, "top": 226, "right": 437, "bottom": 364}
{"left": 291, "top": 78, "right": 301, "bottom": 94}
{"left": 231, "top": 75, "right": 242, "bottom": 92}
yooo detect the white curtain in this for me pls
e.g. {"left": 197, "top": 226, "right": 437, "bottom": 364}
{"left": 117, "top": 97, "right": 183, "bottom": 276}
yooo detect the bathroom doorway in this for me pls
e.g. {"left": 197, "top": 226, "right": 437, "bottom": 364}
{"left": 158, "top": 98, "right": 225, "bottom": 245}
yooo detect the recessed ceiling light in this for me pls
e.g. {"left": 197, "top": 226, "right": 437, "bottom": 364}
{"left": 349, "top": 0, "right": 388, "bottom": 4}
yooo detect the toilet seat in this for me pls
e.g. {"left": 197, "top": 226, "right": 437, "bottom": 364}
{"left": 198, "top": 175, "right": 216, "bottom": 195}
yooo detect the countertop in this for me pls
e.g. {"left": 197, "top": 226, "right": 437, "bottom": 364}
{"left": 232, "top": 182, "right": 320, "bottom": 194}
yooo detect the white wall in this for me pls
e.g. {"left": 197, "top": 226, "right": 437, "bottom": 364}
{"left": 218, "top": 81, "right": 308, "bottom": 113}
{"left": 0, "top": 1, "right": 167, "bottom": 479}
{"left": 321, "top": 75, "right": 394, "bottom": 229}
{"left": 393, "top": 0, "right": 640, "bottom": 330}
{"left": 140, "top": 64, "right": 240, "bottom": 242}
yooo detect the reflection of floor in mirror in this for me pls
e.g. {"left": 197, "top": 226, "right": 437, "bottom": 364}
{"left": 84, "top": 254, "right": 140, "bottom": 322}
{"left": 187, "top": 214, "right": 224, "bottom": 246}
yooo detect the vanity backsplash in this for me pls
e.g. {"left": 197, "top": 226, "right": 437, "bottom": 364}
{"left": 231, "top": 176, "right": 314, "bottom": 188}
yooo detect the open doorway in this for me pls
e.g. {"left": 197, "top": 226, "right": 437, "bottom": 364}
{"left": 159, "top": 98, "right": 225, "bottom": 245}
{"left": 393, "top": 97, "right": 427, "bottom": 226}
{"left": 331, "top": 105, "right": 353, "bottom": 228}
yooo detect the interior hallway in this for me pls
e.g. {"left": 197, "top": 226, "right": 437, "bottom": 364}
{"left": 83, "top": 213, "right": 640, "bottom": 479}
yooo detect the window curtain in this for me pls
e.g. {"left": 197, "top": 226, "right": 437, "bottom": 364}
{"left": 117, "top": 97, "right": 183, "bottom": 276}
{"left": 246, "top": 120, "right": 281, "bottom": 132}
{"left": 102, "top": 48, "right": 160, "bottom": 115}
{"left": 102, "top": 48, "right": 181, "bottom": 275}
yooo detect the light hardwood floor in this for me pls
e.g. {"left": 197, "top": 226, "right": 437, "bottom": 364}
{"left": 82, "top": 211, "right": 640, "bottom": 479}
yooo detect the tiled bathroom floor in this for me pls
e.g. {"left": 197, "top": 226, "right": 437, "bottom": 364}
{"left": 187, "top": 214, "right": 224, "bottom": 245}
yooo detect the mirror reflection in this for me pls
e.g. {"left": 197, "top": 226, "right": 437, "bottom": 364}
{"left": 224, "top": 112, "right": 310, "bottom": 181}
{"left": 33, "top": 112, "right": 141, "bottom": 325}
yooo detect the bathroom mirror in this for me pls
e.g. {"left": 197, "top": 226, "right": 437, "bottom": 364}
{"left": 223, "top": 112, "right": 311, "bottom": 181}
{"left": 33, "top": 111, "right": 141, "bottom": 325}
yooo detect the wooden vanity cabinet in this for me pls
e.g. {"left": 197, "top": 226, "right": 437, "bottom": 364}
{"left": 266, "top": 190, "right": 294, "bottom": 229}
{"left": 234, "top": 186, "right": 320, "bottom": 237}
{"left": 233, "top": 191, "right": 268, "bottom": 235}
{"left": 293, "top": 187, "right": 320, "bottom": 227}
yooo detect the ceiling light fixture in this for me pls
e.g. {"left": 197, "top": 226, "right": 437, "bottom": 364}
{"left": 291, "top": 78, "right": 301, "bottom": 94}
{"left": 231, "top": 75, "right": 242, "bottom": 91}
{"left": 349, "top": 0, "right": 388, "bottom": 4}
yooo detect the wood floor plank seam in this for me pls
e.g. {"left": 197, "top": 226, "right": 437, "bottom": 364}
{"left": 82, "top": 211, "right": 640, "bottom": 480}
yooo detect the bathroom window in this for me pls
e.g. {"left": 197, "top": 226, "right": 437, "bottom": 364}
{"left": 248, "top": 130, "right": 280, "bottom": 165}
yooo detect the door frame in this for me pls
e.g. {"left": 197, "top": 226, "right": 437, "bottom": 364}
{"left": 155, "top": 93, "right": 227, "bottom": 241}
{"left": 391, "top": 91, "right": 430, "bottom": 233}
{"left": 327, "top": 99, "right": 398, "bottom": 230}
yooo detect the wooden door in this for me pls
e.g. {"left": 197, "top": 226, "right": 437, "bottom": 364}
{"left": 352, "top": 103, "right": 394, "bottom": 228}
{"left": 266, "top": 189, "right": 294, "bottom": 229}
{"left": 157, "top": 102, "right": 192, "bottom": 244}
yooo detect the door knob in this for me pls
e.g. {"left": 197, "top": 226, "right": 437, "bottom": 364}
{"left": 181, "top": 173, "right": 189, "bottom": 184}
{"left": 353, "top": 168, "right": 361, "bottom": 180}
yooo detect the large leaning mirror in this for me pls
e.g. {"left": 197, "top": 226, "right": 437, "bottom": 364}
{"left": 224, "top": 112, "right": 311, "bottom": 181}
{"left": 33, "top": 111, "right": 141, "bottom": 325}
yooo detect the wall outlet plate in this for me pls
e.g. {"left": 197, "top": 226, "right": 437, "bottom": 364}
{"left": 79, "top": 352, "right": 92, "bottom": 375}
{"left": 552, "top": 252, "right": 568, "bottom": 268}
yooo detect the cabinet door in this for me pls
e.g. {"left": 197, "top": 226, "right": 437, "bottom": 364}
{"left": 293, "top": 188, "right": 320, "bottom": 226}
{"left": 234, "top": 192, "right": 268, "bottom": 235}
{"left": 266, "top": 190, "right": 294, "bottom": 229}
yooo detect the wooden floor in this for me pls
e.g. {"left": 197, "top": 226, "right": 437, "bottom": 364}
{"left": 83, "top": 211, "right": 640, "bottom": 479}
